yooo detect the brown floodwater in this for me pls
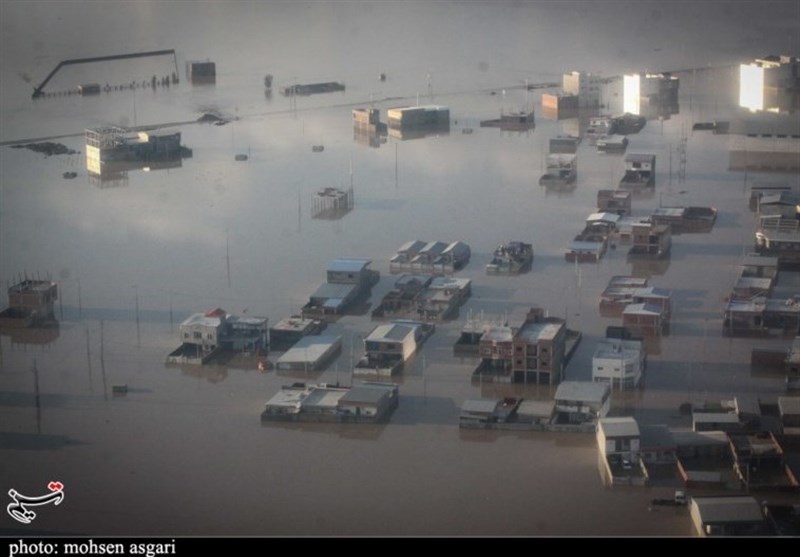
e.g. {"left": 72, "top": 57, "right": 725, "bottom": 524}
{"left": 1, "top": 0, "right": 799, "bottom": 536}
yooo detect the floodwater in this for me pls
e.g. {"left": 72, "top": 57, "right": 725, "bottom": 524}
{"left": 1, "top": 0, "right": 799, "bottom": 536}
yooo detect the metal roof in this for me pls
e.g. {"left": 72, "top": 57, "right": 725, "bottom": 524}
{"left": 632, "top": 286, "right": 671, "bottom": 299}
{"left": 429, "top": 276, "right": 471, "bottom": 290}
{"left": 461, "top": 399, "right": 500, "bottom": 414}
{"left": 396, "top": 240, "right": 427, "bottom": 254}
{"left": 328, "top": 258, "right": 371, "bottom": 273}
{"left": 586, "top": 212, "right": 621, "bottom": 224}
{"left": 692, "top": 496, "right": 764, "bottom": 525}
{"left": 652, "top": 207, "right": 685, "bottom": 218}
{"left": 277, "top": 335, "right": 341, "bottom": 367}
{"left": 555, "top": 381, "right": 610, "bottom": 403}
{"left": 599, "top": 417, "right": 640, "bottom": 438}
{"left": 180, "top": 313, "right": 223, "bottom": 328}
{"left": 609, "top": 276, "right": 648, "bottom": 287}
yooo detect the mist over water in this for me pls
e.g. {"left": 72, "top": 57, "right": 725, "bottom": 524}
{"left": 1, "top": 0, "right": 799, "bottom": 536}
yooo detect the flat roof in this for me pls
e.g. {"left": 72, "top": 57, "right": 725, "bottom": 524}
{"left": 734, "top": 277, "right": 773, "bottom": 289}
{"left": 672, "top": 430, "right": 730, "bottom": 447}
{"left": 741, "top": 255, "right": 779, "bottom": 268}
{"left": 778, "top": 397, "right": 800, "bottom": 416}
{"left": 395, "top": 274, "right": 433, "bottom": 288}
{"left": 609, "top": 276, "right": 648, "bottom": 287}
{"left": 339, "top": 384, "right": 396, "bottom": 405}
{"left": 622, "top": 303, "right": 662, "bottom": 316}
{"left": 303, "top": 387, "right": 347, "bottom": 409}
{"left": 328, "top": 258, "right": 371, "bottom": 273}
{"left": 517, "top": 400, "right": 555, "bottom": 418}
{"left": 555, "top": 381, "right": 610, "bottom": 403}
{"left": 310, "top": 282, "right": 357, "bottom": 300}
{"left": 693, "top": 412, "right": 740, "bottom": 423}
{"left": 599, "top": 417, "right": 640, "bottom": 438}
{"left": 366, "top": 322, "right": 417, "bottom": 342}
{"left": 569, "top": 240, "right": 605, "bottom": 253}
{"left": 652, "top": 207, "right": 685, "bottom": 218}
{"left": 226, "top": 315, "right": 267, "bottom": 327}
{"left": 461, "top": 399, "right": 500, "bottom": 414}
{"left": 692, "top": 496, "right": 764, "bottom": 524}
{"left": 594, "top": 338, "right": 643, "bottom": 359}
{"left": 429, "top": 276, "right": 471, "bottom": 290}
{"left": 640, "top": 425, "right": 675, "bottom": 449}
{"left": 389, "top": 105, "right": 449, "bottom": 113}
{"left": 625, "top": 153, "right": 655, "bottom": 163}
{"left": 271, "top": 316, "right": 318, "bottom": 332}
{"left": 264, "top": 387, "right": 307, "bottom": 409}
{"left": 517, "top": 320, "right": 563, "bottom": 342}
{"left": 276, "top": 335, "right": 341, "bottom": 366}
{"left": 483, "top": 325, "right": 514, "bottom": 342}
{"left": 632, "top": 287, "right": 670, "bottom": 299}
{"left": 180, "top": 313, "right": 223, "bottom": 328}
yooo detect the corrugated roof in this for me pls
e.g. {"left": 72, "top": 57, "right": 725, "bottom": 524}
{"left": 397, "top": 240, "right": 427, "bottom": 254}
{"left": 310, "top": 282, "right": 357, "bottom": 300}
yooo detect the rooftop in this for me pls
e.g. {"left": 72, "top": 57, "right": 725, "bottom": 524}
{"left": 303, "top": 387, "right": 348, "bottom": 409}
{"left": 483, "top": 325, "right": 514, "bottom": 343}
{"left": 397, "top": 240, "right": 427, "bottom": 254}
{"left": 339, "top": 383, "right": 396, "bottom": 405}
{"left": 594, "top": 338, "right": 643, "bottom": 359}
{"left": 599, "top": 417, "right": 640, "bottom": 438}
{"left": 328, "top": 258, "right": 371, "bottom": 273}
{"left": 609, "top": 276, "right": 648, "bottom": 288}
{"left": 276, "top": 335, "right": 341, "bottom": 367}
{"left": 461, "top": 399, "right": 500, "bottom": 415}
{"left": 640, "top": 424, "right": 675, "bottom": 450}
{"left": 429, "top": 276, "right": 471, "bottom": 290}
{"left": 632, "top": 286, "right": 671, "bottom": 299}
{"left": 517, "top": 400, "right": 555, "bottom": 418}
{"left": 180, "top": 312, "right": 223, "bottom": 328}
{"left": 366, "top": 322, "right": 418, "bottom": 343}
{"left": 740, "top": 255, "right": 779, "bottom": 268}
{"left": 310, "top": 282, "right": 358, "bottom": 300}
{"left": 517, "top": 320, "right": 563, "bottom": 343}
{"left": 692, "top": 496, "right": 764, "bottom": 525}
{"left": 693, "top": 412, "right": 740, "bottom": 424}
{"left": 625, "top": 153, "right": 655, "bottom": 163}
{"left": 778, "top": 397, "right": 800, "bottom": 416}
{"left": 555, "top": 381, "right": 610, "bottom": 403}
{"left": 622, "top": 303, "right": 663, "bottom": 316}
{"left": 586, "top": 212, "right": 621, "bottom": 224}
{"left": 671, "top": 430, "right": 730, "bottom": 447}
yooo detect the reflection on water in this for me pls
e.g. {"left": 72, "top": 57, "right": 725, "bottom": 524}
{"left": 1, "top": 0, "right": 800, "bottom": 537}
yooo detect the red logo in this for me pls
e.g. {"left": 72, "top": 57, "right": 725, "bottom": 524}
{"left": 47, "top": 481, "right": 63, "bottom": 492}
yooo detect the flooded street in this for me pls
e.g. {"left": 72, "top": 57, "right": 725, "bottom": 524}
{"left": 1, "top": 1, "right": 799, "bottom": 536}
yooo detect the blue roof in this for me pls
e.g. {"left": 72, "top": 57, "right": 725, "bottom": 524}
{"left": 328, "top": 258, "right": 371, "bottom": 273}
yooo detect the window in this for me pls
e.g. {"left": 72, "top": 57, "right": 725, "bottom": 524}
{"left": 193, "top": 332, "right": 201, "bottom": 339}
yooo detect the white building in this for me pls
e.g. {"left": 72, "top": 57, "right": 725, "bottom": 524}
{"left": 592, "top": 338, "right": 646, "bottom": 388}
{"left": 562, "top": 71, "right": 604, "bottom": 108}
{"left": 554, "top": 381, "right": 611, "bottom": 423}
{"left": 597, "top": 417, "right": 641, "bottom": 460}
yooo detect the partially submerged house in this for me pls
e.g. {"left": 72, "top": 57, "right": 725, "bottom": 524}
{"left": 619, "top": 154, "right": 655, "bottom": 188}
{"left": 485, "top": 241, "right": 533, "bottom": 274}
{"left": 650, "top": 206, "right": 717, "bottom": 233}
{"left": 755, "top": 216, "right": 800, "bottom": 264}
{"left": 371, "top": 274, "right": 470, "bottom": 321}
{"left": 597, "top": 189, "right": 632, "bottom": 216}
{"left": 472, "top": 307, "right": 568, "bottom": 385}
{"left": 628, "top": 223, "right": 671, "bottom": 258}
{"left": 389, "top": 240, "right": 471, "bottom": 275}
{"left": 690, "top": 496, "right": 767, "bottom": 537}
{"left": 275, "top": 335, "right": 342, "bottom": 372}
{"left": 261, "top": 381, "right": 398, "bottom": 423}
{"left": 0, "top": 278, "right": 58, "bottom": 328}
{"left": 538, "top": 153, "right": 577, "bottom": 187}
{"left": 596, "top": 134, "right": 629, "bottom": 153}
{"left": 554, "top": 381, "right": 611, "bottom": 424}
{"left": 592, "top": 338, "right": 646, "bottom": 389}
{"left": 302, "top": 258, "right": 379, "bottom": 319}
{"left": 354, "top": 320, "right": 434, "bottom": 377}
{"left": 166, "top": 308, "right": 268, "bottom": 365}
{"left": 268, "top": 315, "right": 326, "bottom": 351}
{"left": 622, "top": 303, "right": 666, "bottom": 336}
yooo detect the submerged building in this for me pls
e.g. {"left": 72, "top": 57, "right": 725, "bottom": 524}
{"left": 0, "top": 278, "right": 58, "bottom": 328}
{"left": 261, "top": 381, "right": 398, "bottom": 423}
{"left": 166, "top": 308, "right": 267, "bottom": 365}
